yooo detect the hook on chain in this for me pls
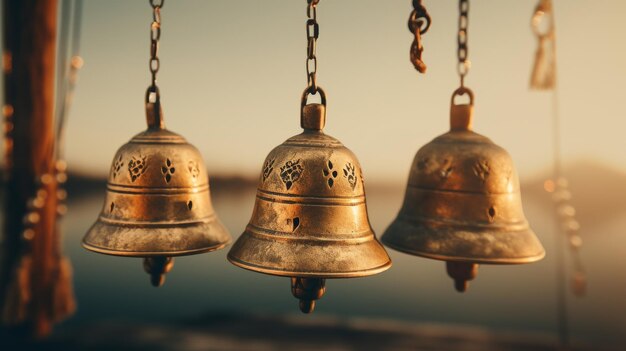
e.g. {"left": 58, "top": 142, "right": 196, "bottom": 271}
{"left": 530, "top": 0, "right": 556, "bottom": 89}
{"left": 408, "top": 0, "right": 431, "bottom": 73}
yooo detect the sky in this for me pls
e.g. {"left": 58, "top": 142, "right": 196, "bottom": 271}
{"left": 33, "top": 0, "right": 626, "bottom": 182}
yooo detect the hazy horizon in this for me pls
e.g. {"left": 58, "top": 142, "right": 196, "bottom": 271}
{"left": 3, "top": 0, "right": 625, "bottom": 183}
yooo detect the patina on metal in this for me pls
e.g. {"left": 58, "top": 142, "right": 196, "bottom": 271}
{"left": 229, "top": 0, "right": 389, "bottom": 313}
{"left": 82, "top": 90, "right": 231, "bottom": 286}
{"left": 383, "top": 0, "right": 544, "bottom": 292}
{"left": 82, "top": 0, "right": 230, "bottom": 286}
{"left": 228, "top": 88, "right": 391, "bottom": 313}
{"left": 408, "top": 0, "right": 431, "bottom": 73}
{"left": 382, "top": 87, "right": 545, "bottom": 291}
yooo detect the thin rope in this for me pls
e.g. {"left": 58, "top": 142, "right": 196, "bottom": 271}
{"left": 55, "top": 0, "right": 84, "bottom": 160}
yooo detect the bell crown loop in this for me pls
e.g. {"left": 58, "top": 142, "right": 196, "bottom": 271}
{"left": 450, "top": 87, "right": 474, "bottom": 132}
{"left": 145, "top": 85, "right": 165, "bottom": 130}
{"left": 301, "top": 86, "right": 327, "bottom": 131}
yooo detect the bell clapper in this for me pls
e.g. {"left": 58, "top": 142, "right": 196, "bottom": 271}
{"left": 82, "top": 1, "right": 231, "bottom": 287}
{"left": 143, "top": 256, "right": 174, "bottom": 287}
{"left": 291, "top": 277, "right": 326, "bottom": 314}
{"left": 446, "top": 261, "right": 478, "bottom": 292}
{"left": 227, "top": 0, "right": 391, "bottom": 313}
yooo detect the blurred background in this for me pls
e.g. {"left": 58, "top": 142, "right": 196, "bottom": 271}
{"left": 2, "top": 0, "right": 625, "bottom": 350}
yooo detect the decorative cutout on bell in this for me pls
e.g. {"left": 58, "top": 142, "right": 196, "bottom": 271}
{"left": 82, "top": 91, "right": 231, "bottom": 286}
{"left": 382, "top": 88, "right": 545, "bottom": 292}
{"left": 82, "top": 0, "right": 229, "bottom": 286}
{"left": 228, "top": 88, "right": 391, "bottom": 313}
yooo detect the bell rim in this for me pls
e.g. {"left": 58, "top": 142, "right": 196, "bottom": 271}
{"left": 381, "top": 238, "right": 545, "bottom": 265}
{"left": 82, "top": 239, "right": 231, "bottom": 258}
{"left": 226, "top": 252, "right": 392, "bottom": 278}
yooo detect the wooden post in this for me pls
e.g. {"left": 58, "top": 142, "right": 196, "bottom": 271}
{"left": 0, "top": 0, "right": 74, "bottom": 338}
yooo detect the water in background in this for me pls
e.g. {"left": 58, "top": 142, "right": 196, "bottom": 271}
{"left": 58, "top": 165, "right": 626, "bottom": 347}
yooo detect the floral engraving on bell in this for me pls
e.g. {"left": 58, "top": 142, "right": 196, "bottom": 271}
{"left": 323, "top": 160, "right": 338, "bottom": 188}
{"left": 262, "top": 159, "right": 275, "bottom": 182}
{"left": 473, "top": 160, "right": 490, "bottom": 181}
{"left": 128, "top": 155, "right": 147, "bottom": 182}
{"left": 280, "top": 159, "right": 303, "bottom": 190}
{"left": 112, "top": 154, "right": 124, "bottom": 179}
{"left": 188, "top": 160, "right": 200, "bottom": 179}
{"left": 161, "top": 158, "right": 176, "bottom": 183}
{"left": 343, "top": 162, "right": 357, "bottom": 190}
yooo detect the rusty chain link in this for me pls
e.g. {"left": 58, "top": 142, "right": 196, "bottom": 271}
{"left": 306, "top": 0, "right": 320, "bottom": 93}
{"left": 457, "top": 0, "right": 470, "bottom": 87}
{"left": 408, "top": 0, "right": 431, "bottom": 73}
{"left": 148, "top": 0, "right": 163, "bottom": 101}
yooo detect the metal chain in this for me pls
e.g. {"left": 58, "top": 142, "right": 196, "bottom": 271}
{"left": 408, "top": 0, "right": 431, "bottom": 73}
{"left": 306, "top": 0, "right": 320, "bottom": 93}
{"left": 149, "top": 0, "right": 163, "bottom": 96}
{"left": 457, "top": 0, "right": 470, "bottom": 87}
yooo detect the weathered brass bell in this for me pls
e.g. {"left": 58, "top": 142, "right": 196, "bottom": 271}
{"left": 382, "top": 88, "right": 545, "bottom": 292}
{"left": 83, "top": 94, "right": 231, "bottom": 286}
{"left": 228, "top": 89, "right": 392, "bottom": 313}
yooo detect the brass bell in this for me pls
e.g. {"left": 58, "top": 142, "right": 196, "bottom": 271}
{"left": 382, "top": 88, "right": 545, "bottom": 292}
{"left": 228, "top": 88, "right": 392, "bottom": 313}
{"left": 83, "top": 92, "right": 231, "bottom": 287}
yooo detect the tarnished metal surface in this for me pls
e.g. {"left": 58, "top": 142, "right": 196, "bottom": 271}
{"left": 228, "top": 91, "right": 391, "bottom": 311}
{"left": 83, "top": 127, "right": 230, "bottom": 257}
{"left": 228, "top": 108, "right": 390, "bottom": 277}
{"left": 83, "top": 97, "right": 231, "bottom": 287}
{"left": 82, "top": 1, "right": 230, "bottom": 287}
{"left": 229, "top": 0, "right": 389, "bottom": 311}
{"left": 382, "top": 90, "right": 544, "bottom": 289}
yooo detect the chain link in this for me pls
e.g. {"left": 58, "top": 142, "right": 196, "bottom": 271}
{"left": 457, "top": 0, "right": 470, "bottom": 86}
{"left": 149, "top": 0, "right": 163, "bottom": 94}
{"left": 408, "top": 0, "right": 431, "bottom": 73}
{"left": 306, "top": 0, "right": 320, "bottom": 93}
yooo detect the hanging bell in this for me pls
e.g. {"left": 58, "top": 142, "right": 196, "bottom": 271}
{"left": 228, "top": 88, "right": 391, "bottom": 313}
{"left": 83, "top": 91, "right": 231, "bottom": 287}
{"left": 382, "top": 88, "right": 545, "bottom": 292}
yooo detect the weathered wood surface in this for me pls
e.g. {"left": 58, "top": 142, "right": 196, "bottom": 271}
{"left": 0, "top": 0, "right": 75, "bottom": 338}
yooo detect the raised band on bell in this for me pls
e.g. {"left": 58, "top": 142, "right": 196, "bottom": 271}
{"left": 228, "top": 87, "right": 391, "bottom": 313}
{"left": 382, "top": 89, "right": 545, "bottom": 291}
{"left": 82, "top": 1, "right": 231, "bottom": 287}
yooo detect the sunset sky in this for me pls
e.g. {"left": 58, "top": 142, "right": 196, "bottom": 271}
{"left": 52, "top": 0, "right": 626, "bottom": 182}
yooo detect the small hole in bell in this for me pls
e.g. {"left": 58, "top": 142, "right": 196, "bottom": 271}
{"left": 187, "top": 200, "right": 193, "bottom": 210}
{"left": 110, "top": 202, "right": 115, "bottom": 212}
{"left": 292, "top": 217, "right": 300, "bottom": 231}
{"left": 488, "top": 206, "right": 496, "bottom": 220}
